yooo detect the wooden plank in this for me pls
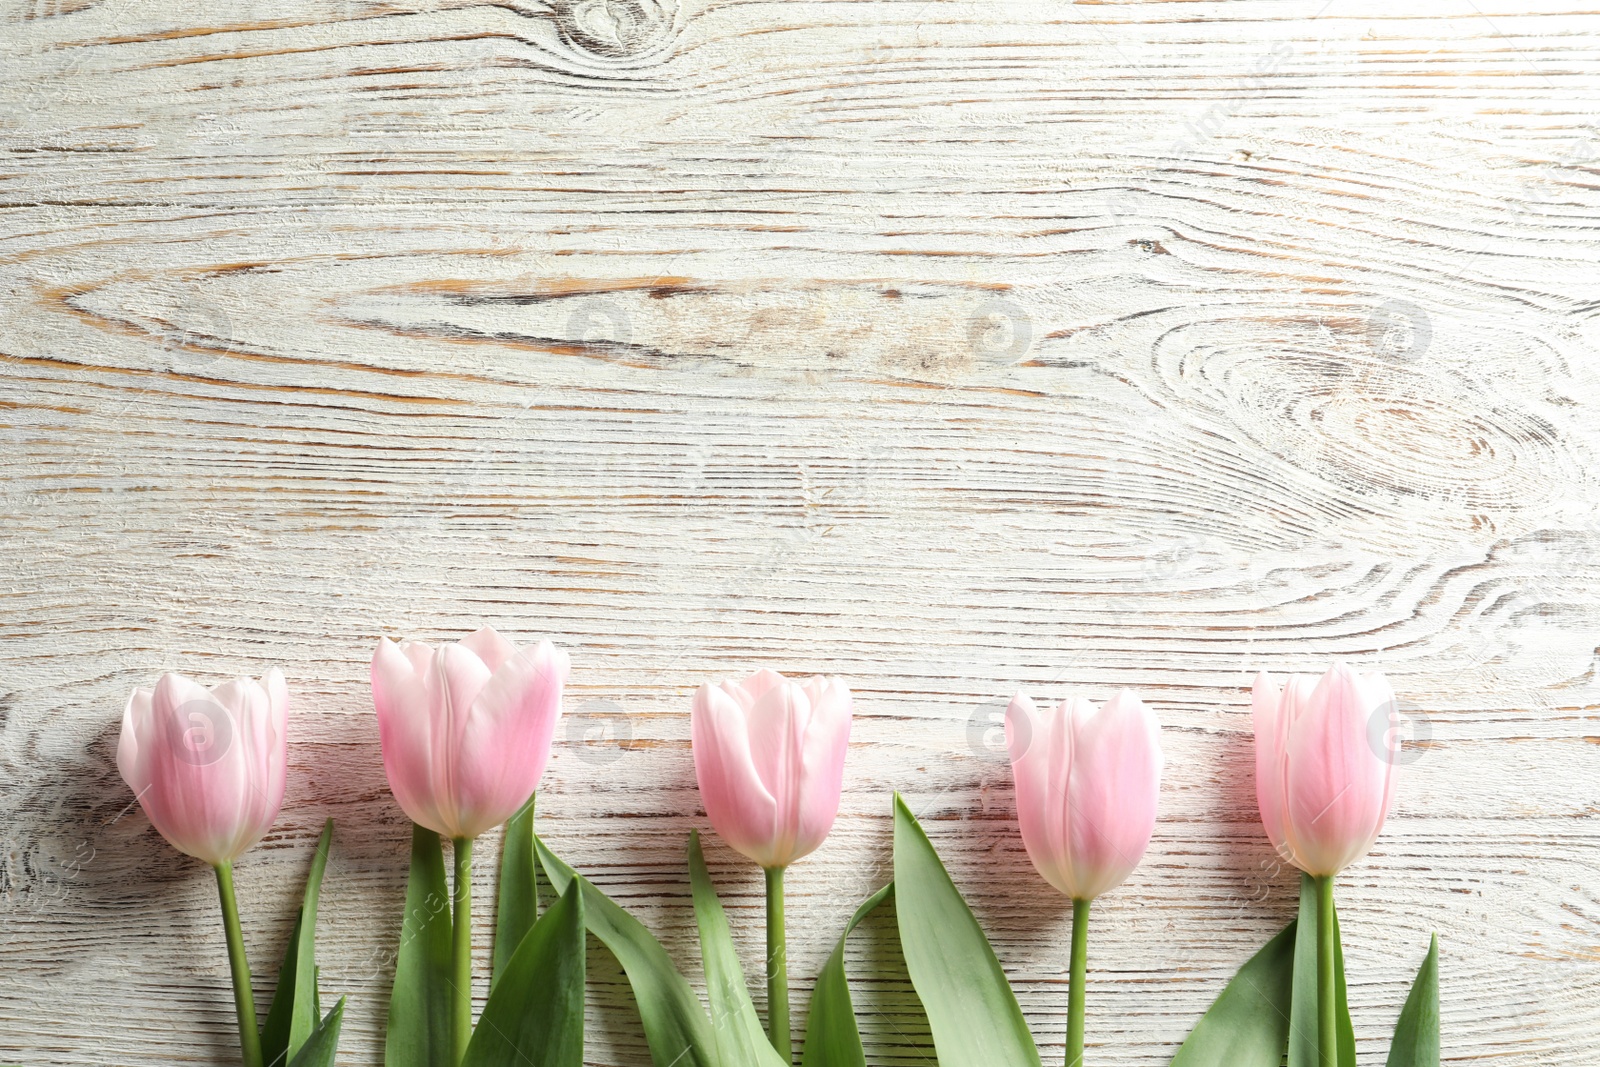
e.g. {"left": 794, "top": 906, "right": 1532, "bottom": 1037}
{"left": 3, "top": 1, "right": 1599, "bottom": 1063}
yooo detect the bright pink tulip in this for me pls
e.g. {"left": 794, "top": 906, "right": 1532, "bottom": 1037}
{"left": 1006, "top": 690, "right": 1162, "bottom": 901}
{"left": 371, "top": 626, "right": 570, "bottom": 840}
{"left": 691, "top": 669, "right": 852, "bottom": 870}
{"left": 117, "top": 669, "right": 289, "bottom": 867}
{"left": 1252, "top": 663, "right": 1398, "bottom": 877}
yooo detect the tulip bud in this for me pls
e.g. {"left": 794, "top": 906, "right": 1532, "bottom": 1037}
{"left": 1252, "top": 663, "right": 1399, "bottom": 877}
{"left": 117, "top": 669, "right": 289, "bottom": 867}
{"left": 371, "top": 626, "right": 570, "bottom": 841}
{"left": 691, "top": 669, "right": 852, "bottom": 870}
{"left": 1006, "top": 690, "right": 1162, "bottom": 901}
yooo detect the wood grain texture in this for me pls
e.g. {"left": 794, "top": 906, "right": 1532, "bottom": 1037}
{"left": 2, "top": 0, "right": 1599, "bottom": 1063}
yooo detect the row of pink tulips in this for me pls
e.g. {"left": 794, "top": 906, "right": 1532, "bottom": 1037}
{"left": 118, "top": 627, "right": 1400, "bottom": 1067}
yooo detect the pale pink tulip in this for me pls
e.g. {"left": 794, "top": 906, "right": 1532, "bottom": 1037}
{"left": 371, "top": 626, "right": 570, "bottom": 841}
{"left": 1006, "top": 690, "right": 1162, "bottom": 901}
{"left": 118, "top": 669, "right": 289, "bottom": 867}
{"left": 1253, "top": 663, "right": 1398, "bottom": 877}
{"left": 691, "top": 669, "right": 852, "bottom": 869}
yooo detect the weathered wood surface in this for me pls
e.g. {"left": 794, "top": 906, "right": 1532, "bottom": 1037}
{"left": 3, "top": 0, "right": 1599, "bottom": 1063}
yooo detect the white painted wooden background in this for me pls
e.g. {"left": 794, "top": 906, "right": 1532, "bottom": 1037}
{"left": 2, "top": 0, "right": 1598, "bottom": 1063}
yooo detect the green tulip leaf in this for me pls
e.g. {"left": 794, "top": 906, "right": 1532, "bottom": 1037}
{"left": 799, "top": 882, "right": 893, "bottom": 1067}
{"left": 287, "top": 998, "right": 346, "bottom": 1067}
{"left": 491, "top": 794, "right": 539, "bottom": 993}
{"left": 462, "top": 879, "right": 585, "bottom": 1067}
{"left": 262, "top": 819, "right": 334, "bottom": 1067}
{"left": 891, "top": 793, "right": 1041, "bottom": 1067}
{"left": 386, "top": 824, "right": 455, "bottom": 1067}
{"left": 535, "top": 836, "right": 721, "bottom": 1067}
{"left": 1169, "top": 920, "right": 1297, "bottom": 1067}
{"left": 1289, "top": 873, "right": 1356, "bottom": 1067}
{"left": 687, "top": 831, "right": 788, "bottom": 1067}
{"left": 1385, "top": 934, "right": 1439, "bottom": 1067}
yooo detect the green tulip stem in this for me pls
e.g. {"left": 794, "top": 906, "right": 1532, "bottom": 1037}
{"left": 452, "top": 836, "right": 475, "bottom": 1065}
{"left": 1066, "top": 897, "right": 1090, "bottom": 1067}
{"left": 213, "top": 862, "right": 264, "bottom": 1067}
{"left": 1316, "top": 874, "right": 1337, "bottom": 1067}
{"left": 765, "top": 865, "right": 791, "bottom": 1064}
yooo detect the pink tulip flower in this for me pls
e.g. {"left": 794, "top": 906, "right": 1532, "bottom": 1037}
{"left": 1006, "top": 689, "right": 1163, "bottom": 901}
{"left": 692, "top": 667, "right": 852, "bottom": 1063}
{"left": 118, "top": 669, "right": 289, "bottom": 867}
{"left": 1007, "top": 688, "right": 1162, "bottom": 1067}
{"left": 691, "top": 668, "right": 853, "bottom": 871}
{"left": 371, "top": 626, "right": 570, "bottom": 841}
{"left": 1253, "top": 663, "right": 1399, "bottom": 877}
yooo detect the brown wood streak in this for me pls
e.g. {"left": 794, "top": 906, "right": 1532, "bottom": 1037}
{"left": 2, "top": 1, "right": 1600, "bottom": 1065}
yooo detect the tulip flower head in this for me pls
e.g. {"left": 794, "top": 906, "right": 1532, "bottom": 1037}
{"left": 691, "top": 669, "right": 852, "bottom": 870}
{"left": 1006, "top": 690, "right": 1163, "bottom": 901}
{"left": 1253, "top": 663, "right": 1399, "bottom": 878}
{"left": 371, "top": 626, "right": 570, "bottom": 841}
{"left": 118, "top": 669, "right": 289, "bottom": 867}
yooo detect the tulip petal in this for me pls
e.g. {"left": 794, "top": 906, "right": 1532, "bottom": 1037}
{"left": 793, "top": 678, "right": 851, "bottom": 863}
{"left": 1006, "top": 693, "right": 1063, "bottom": 894}
{"left": 117, "top": 687, "right": 154, "bottom": 795}
{"left": 1283, "top": 664, "right": 1393, "bottom": 876}
{"left": 692, "top": 683, "right": 779, "bottom": 867}
{"left": 419, "top": 644, "right": 492, "bottom": 836}
{"left": 692, "top": 671, "right": 852, "bottom": 870}
{"left": 118, "top": 669, "right": 289, "bottom": 867}
{"left": 1252, "top": 672, "right": 1292, "bottom": 863}
{"left": 373, "top": 639, "right": 448, "bottom": 836}
{"left": 1065, "top": 691, "right": 1162, "bottom": 899}
{"left": 459, "top": 625, "right": 518, "bottom": 676}
{"left": 454, "top": 640, "right": 569, "bottom": 839}
{"left": 1033, "top": 697, "right": 1081, "bottom": 897}
{"left": 401, "top": 640, "right": 436, "bottom": 678}
{"left": 1009, "top": 691, "right": 1162, "bottom": 901}
{"left": 740, "top": 668, "right": 788, "bottom": 705}
{"left": 745, "top": 681, "right": 809, "bottom": 863}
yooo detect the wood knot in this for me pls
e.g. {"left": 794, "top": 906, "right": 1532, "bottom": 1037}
{"left": 551, "top": 0, "right": 675, "bottom": 58}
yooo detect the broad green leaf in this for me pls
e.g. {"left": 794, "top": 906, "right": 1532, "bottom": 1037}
{"left": 386, "top": 824, "right": 455, "bottom": 1067}
{"left": 262, "top": 819, "right": 335, "bottom": 1067}
{"left": 492, "top": 794, "right": 539, "bottom": 993}
{"left": 1385, "top": 934, "right": 1439, "bottom": 1067}
{"left": 687, "top": 831, "right": 787, "bottom": 1067}
{"left": 1289, "top": 874, "right": 1356, "bottom": 1067}
{"left": 800, "top": 882, "right": 893, "bottom": 1067}
{"left": 891, "top": 794, "right": 1041, "bottom": 1067}
{"left": 536, "top": 836, "right": 721, "bottom": 1067}
{"left": 1169, "top": 920, "right": 1297, "bottom": 1067}
{"left": 463, "top": 879, "right": 585, "bottom": 1067}
{"left": 287, "top": 998, "right": 346, "bottom": 1067}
